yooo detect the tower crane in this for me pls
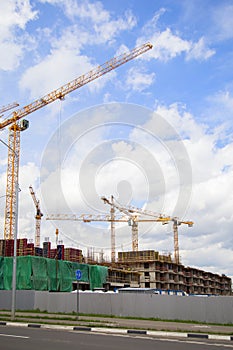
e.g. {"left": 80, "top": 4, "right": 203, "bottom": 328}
{"left": 101, "top": 195, "right": 193, "bottom": 264}
{"left": 171, "top": 218, "right": 193, "bottom": 264}
{"left": 29, "top": 186, "right": 43, "bottom": 247}
{"left": 0, "top": 42, "right": 152, "bottom": 240}
{"left": 46, "top": 212, "right": 171, "bottom": 263}
{"left": 101, "top": 196, "right": 170, "bottom": 252}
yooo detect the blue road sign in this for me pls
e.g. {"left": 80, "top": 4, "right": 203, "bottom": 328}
{"left": 76, "top": 269, "right": 82, "bottom": 281}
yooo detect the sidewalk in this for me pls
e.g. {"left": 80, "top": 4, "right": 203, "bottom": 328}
{"left": 0, "top": 311, "right": 232, "bottom": 336}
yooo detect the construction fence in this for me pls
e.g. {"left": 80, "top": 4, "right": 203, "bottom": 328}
{"left": 0, "top": 256, "right": 108, "bottom": 292}
{"left": 0, "top": 290, "right": 232, "bottom": 324}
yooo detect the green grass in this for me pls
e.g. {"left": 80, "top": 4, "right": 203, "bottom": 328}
{"left": 0, "top": 309, "right": 232, "bottom": 328}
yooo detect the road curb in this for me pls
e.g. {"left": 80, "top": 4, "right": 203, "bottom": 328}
{"left": 73, "top": 326, "right": 92, "bottom": 331}
{"left": 187, "top": 333, "right": 208, "bottom": 339}
{"left": 28, "top": 324, "right": 41, "bottom": 328}
{"left": 0, "top": 322, "right": 232, "bottom": 341}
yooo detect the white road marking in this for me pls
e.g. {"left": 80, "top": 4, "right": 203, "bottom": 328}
{"left": 155, "top": 338, "right": 233, "bottom": 348}
{"left": 0, "top": 333, "right": 29, "bottom": 339}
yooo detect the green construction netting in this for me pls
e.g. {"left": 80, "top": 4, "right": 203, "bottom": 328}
{"left": 0, "top": 256, "right": 108, "bottom": 291}
{"left": 0, "top": 257, "right": 4, "bottom": 289}
{"left": 31, "top": 256, "right": 48, "bottom": 290}
{"left": 3, "top": 257, "right": 13, "bottom": 290}
{"left": 17, "top": 256, "right": 32, "bottom": 289}
{"left": 47, "top": 258, "right": 60, "bottom": 292}
{"left": 89, "top": 264, "right": 108, "bottom": 290}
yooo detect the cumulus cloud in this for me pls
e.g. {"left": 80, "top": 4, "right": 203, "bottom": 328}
{"left": 0, "top": 0, "right": 37, "bottom": 71}
{"left": 137, "top": 10, "right": 215, "bottom": 62}
{"left": 19, "top": 49, "right": 94, "bottom": 99}
{"left": 151, "top": 103, "right": 233, "bottom": 277}
{"left": 19, "top": 1, "right": 137, "bottom": 101}
{"left": 126, "top": 67, "right": 155, "bottom": 92}
{"left": 39, "top": 0, "right": 110, "bottom": 23}
{"left": 2, "top": 100, "right": 232, "bottom": 278}
{"left": 39, "top": 0, "right": 136, "bottom": 45}
{"left": 186, "top": 37, "right": 215, "bottom": 61}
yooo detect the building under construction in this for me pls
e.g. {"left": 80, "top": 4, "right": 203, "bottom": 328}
{"left": 0, "top": 238, "right": 231, "bottom": 294}
{"left": 117, "top": 250, "right": 232, "bottom": 296}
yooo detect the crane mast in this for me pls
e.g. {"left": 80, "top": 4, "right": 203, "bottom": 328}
{"left": 4, "top": 121, "right": 29, "bottom": 240}
{"left": 29, "top": 186, "right": 43, "bottom": 247}
{"left": 1, "top": 42, "right": 152, "bottom": 240}
{"left": 4, "top": 124, "right": 20, "bottom": 240}
{"left": 110, "top": 195, "right": 116, "bottom": 263}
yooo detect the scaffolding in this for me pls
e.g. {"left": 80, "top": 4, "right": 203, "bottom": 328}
{"left": 118, "top": 250, "right": 172, "bottom": 263}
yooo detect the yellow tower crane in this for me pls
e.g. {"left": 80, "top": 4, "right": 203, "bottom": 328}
{"left": 46, "top": 212, "right": 128, "bottom": 263}
{"left": 46, "top": 212, "right": 171, "bottom": 263}
{"left": 29, "top": 186, "right": 43, "bottom": 248}
{"left": 0, "top": 42, "right": 153, "bottom": 240}
{"left": 101, "top": 196, "right": 171, "bottom": 253}
{"left": 101, "top": 195, "right": 193, "bottom": 264}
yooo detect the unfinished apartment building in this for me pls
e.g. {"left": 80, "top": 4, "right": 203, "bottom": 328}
{"left": 117, "top": 250, "right": 232, "bottom": 295}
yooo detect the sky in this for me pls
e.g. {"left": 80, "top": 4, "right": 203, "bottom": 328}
{"left": 0, "top": 0, "right": 233, "bottom": 282}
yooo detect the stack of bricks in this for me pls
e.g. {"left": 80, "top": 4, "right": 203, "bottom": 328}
{"left": 26, "top": 243, "right": 35, "bottom": 256}
{"left": 50, "top": 249, "right": 57, "bottom": 259}
{"left": 64, "top": 248, "right": 83, "bottom": 262}
{"left": 0, "top": 240, "right": 5, "bottom": 256}
{"left": 17, "top": 238, "right": 27, "bottom": 256}
{"left": 5, "top": 239, "right": 14, "bottom": 257}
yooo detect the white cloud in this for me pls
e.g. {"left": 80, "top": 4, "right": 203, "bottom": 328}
{"left": 215, "top": 90, "right": 233, "bottom": 108}
{"left": 2, "top": 101, "right": 232, "bottom": 278}
{"left": 19, "top": 49, "right": 94, "bottom": 99}
{"left": 40, "top": 0, "right": 136, "bottom": 45}
{"left": 137, "top": 11, "right": 215, "bottom": 62}
{"left": 0, "top": 0, "right": 37, "bottom": 71}
{"left": 186, "top": 37, "right": 215, "bottom": 61}
{"left": 153, "top": 103, "right": 233, "bottom": 182}
{"left": 39, "top": 0, "right": 110, "bottom": 23}
{"left": 93, "top": 10, "right": 136, "bottom": 44}
{"left": 212, "top": 4, "right": 233, "bottom": 41}
{"left": 18, "top": 1, "right": 137, "bottom": 100}
{"left": 51, "top": 25, "right": 91, "bottom": 53}
{"left": 64, "top": 0, "right": 111, "bottom": 23}
{"left": 0, "top": 161, "right": 40, "bottom": 241}
{"left": 151, "top": 103, "right": 233, "bottom": 277}
{"left": 204, "top": 90, "right": 233, "bottom": 128}
{"left": 126, "top": 67, "right": 155, "bottom": 92}
{"left": 137, "top": 28, "right": 190, "bottom": 62}
{"left": 0, "top": 42, "right": 23, "bottom": 71}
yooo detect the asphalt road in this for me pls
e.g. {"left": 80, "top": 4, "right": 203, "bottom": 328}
{"left": 0, "top": 326, "right": 232, "bottom": 350}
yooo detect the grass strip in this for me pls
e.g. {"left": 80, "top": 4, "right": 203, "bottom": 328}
{"left": 0, "top": 309, "right": 232, "bottom": 327}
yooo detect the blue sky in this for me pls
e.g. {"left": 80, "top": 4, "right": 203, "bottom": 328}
{"left": 0, "top": 0, "right": 233, "bottom": 282}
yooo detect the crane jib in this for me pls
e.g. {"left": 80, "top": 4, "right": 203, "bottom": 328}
{"left": 0, "top": 42, "right": 152, "bottom": 130}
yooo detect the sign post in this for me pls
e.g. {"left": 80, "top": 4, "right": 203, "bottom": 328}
{"left": 75, "top": 269, "right": 82, "bottom": 320}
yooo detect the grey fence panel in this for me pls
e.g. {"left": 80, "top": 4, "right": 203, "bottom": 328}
{"left": 0, "top": 291, "right": 232, "bottom": 323}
